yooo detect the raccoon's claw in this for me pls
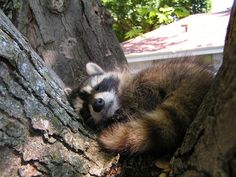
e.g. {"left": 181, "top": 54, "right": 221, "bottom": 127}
{"left": 64, "top": 87, "right": 72, "bottom": 96}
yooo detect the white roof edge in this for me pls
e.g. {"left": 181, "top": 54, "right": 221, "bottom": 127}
{"left": 126, "top": 45, "right": 224, "bottom": 63}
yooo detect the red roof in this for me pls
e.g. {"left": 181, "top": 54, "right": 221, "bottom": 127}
{"left": 122, "top": 10, "right": 230, "bottom": 55}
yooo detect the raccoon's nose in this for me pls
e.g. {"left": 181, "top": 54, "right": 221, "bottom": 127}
{"left": 92, "top": 98, "right": 105, "bottom": 112}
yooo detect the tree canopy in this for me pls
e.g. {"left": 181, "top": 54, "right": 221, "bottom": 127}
{"left": 101, "top": 0, "right": 212, "bottom": 41}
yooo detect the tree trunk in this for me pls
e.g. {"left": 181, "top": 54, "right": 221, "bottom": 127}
{"left": 0, "top": 10, "right": 118, "bottom": 177}
{"left": 171, "top": 3, "right": 236, "bottom": 177}
{"left": 17, "top": 0, "right": 127, "bottom": 88}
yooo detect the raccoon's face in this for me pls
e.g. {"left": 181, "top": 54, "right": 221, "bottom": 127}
{"left": 68, "top": 63, "right": 120, "bottom": 124}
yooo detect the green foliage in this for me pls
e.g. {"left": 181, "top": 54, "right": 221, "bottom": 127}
{"left": 101, "top": 0, "right": 212, "bottom": 41}
{"left": 125, "top": 26, "right": 144, "bottom": 40}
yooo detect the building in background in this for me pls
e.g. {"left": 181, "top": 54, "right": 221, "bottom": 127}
{"left": 211, "top": 0, "right": 233, "bottom": 12}
{"left": 121, "top": 10, "right": 230, "bottom": 71}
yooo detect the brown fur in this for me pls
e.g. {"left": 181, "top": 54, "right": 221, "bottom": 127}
{"left": 98, "top": 59, "right": 214, "bottom": 156}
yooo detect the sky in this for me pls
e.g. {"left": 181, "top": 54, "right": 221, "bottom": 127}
{"left": 211, "top": 0, "right": 234, "bottom": 12}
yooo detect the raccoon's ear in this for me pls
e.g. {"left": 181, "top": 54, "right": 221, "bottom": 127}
{"left": 86, "top": 62, "right": 104, "bottom": 75}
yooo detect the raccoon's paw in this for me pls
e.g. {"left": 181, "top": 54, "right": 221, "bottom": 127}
{"left": 98, "top": 121, "right": 150, "bottom": 154}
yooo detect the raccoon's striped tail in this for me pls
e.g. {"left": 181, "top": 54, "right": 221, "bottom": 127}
{"left": 98, "top": 107, "right": 188, "bottom": 156}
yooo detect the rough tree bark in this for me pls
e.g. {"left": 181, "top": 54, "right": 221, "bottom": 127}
{"left": 0, "top": 10, "right": 119, "bottom": 177}
{"left": 17, "top": 0, "right": 127, "bottom": 87}
{"left": 171, "top": 3, "right": 236, "bottom": 177}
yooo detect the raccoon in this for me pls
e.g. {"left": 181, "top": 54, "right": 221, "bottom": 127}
{"left": 67, "top": 60, "right": 214, "bottom": 157}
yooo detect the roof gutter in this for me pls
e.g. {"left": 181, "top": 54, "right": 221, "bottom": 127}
{"left": 126, "top": 45, "right": 224, "bottom": 63}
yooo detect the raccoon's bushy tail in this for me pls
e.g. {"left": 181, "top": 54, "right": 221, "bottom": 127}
{"left": 98, "top": 106, "right": 188, "bottom": 155}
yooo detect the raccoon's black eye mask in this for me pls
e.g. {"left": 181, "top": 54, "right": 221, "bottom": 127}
{"left": 77, "top": 91, "right": 90, "bottom": 102}
{"left": 93, "top": 76, "right": 120, "bottom": 92}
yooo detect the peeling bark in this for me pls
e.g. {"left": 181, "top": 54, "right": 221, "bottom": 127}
{"left": 0, "top": 10, "right": 118, "bottom": 177}
{"left": 17, "top": 0, "right": 127, "bottom": 87}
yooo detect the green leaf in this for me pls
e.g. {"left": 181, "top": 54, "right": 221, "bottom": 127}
{"left": 149, "top": 10, "right": 157, "bottom": 18}
{"left": 157, "top": 12, "right": 167, "bottom": 23}
{"left": 160, "top": 6, "right": 174, "bottom": 13}
{"left": 124, "top": 26, "right": 144, "bottom": 40}
{"left": 174, "top": 7, "right": 190, "bottom": 18}
{"left": 137, "top": 7, "right": 149, "bottom": 16}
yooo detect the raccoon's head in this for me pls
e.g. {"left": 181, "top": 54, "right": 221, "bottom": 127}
{"left": 68, "top": 63, "right": 121, "bottom": 124}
